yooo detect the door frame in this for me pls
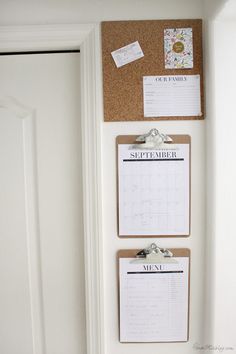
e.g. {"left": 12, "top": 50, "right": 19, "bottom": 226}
{"left": 0, "top": 24, "right": 104, "bottom": 354}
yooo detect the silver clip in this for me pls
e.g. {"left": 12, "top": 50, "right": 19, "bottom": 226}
{"left": 132, "top": 128, "right": 174, "bottom": 150}
{"left": 131, "top": 243, "right": 177, "bottom": 264}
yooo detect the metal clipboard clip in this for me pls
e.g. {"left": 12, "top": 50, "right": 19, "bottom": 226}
{"left": 131, "top": 128, "right": 176, "bottom": 150}
{"left": 131, "top": 243, "right": 178, "bottom": 264}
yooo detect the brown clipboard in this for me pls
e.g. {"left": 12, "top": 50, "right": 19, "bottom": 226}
{"left": 116, "top": 135, "right": 191, "bottom": 237}
{"left": 117, "top": 248, "right": 191, "bottom": 343}
{"left": 102, "top": 19, "right": 204, "bottom": 122}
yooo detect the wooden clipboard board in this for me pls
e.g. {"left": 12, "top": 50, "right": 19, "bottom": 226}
{"left": 102, "top": 19, "right": 204, "bottom": 122}
{"left": 117, "top": 248, "right": 191, "bottom": 343}
{"left": 116, "top": 135, "right": 191, "bottom": 237}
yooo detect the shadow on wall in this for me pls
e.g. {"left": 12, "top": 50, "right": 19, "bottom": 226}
{"left": 216, "top": 0, "right": 236, "bottom": 20}
{"left": 204, "top": 0, "right": 229, "bottom": 20}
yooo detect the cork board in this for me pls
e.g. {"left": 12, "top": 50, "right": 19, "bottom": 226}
{"left": 116, "top": 135, "right": 191, "bottom": 237}
{"left": 102, "top": 19, "right": 204, "bottom": 121}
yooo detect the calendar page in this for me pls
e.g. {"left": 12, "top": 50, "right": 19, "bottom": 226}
{"left": 118, "top": 144, "right": 190, "bottom": 236}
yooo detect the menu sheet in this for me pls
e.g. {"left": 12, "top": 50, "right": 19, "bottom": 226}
{"left": 118, "top": 143, "right": 190, "bottom": 236}
{"left": 119, "top": 257, "right": 189, "bottom": 342}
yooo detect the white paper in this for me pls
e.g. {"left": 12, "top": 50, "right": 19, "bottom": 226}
{"left": 119, "top": 257, "right": 189, "bottom": 342}
{"left": 118, "top": 144, "right": 189, "bottom": 236}
{"left": 143, "top": 75, "right": 201, "bottom": 117}
{"left": 111, "top": 41, "right": 144, "bottom": 68}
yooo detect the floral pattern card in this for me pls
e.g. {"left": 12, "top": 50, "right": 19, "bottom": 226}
{"left": 164, "top": 28, "right": 193, "bottom": 69}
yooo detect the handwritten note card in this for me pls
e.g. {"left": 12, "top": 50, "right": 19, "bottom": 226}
{"left": 143, "top": 75, "right": 201, "bottom": 117}
{"left": 118, "top": 144, "right": 190, "bottom": 236}
{"left": 119, "top": 257, "right": 189, "bottom": 342}
{"left": 111, "top": 41, "right": 144, "bottom": 68}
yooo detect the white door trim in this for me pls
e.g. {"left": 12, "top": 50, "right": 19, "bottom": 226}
{"left": 0, "top": 24, "right": 104, "bottom": 354}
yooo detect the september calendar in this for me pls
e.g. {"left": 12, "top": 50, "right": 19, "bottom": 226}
{"left": 117, "top": 136, "right": 190, "bottom": 236}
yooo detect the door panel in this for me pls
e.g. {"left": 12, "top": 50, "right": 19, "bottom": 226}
{"left": 0, "top": 53, "right": 86, "bottom": 354}
{"left": 0, "top": 109, "right": 34, "bottom": 354}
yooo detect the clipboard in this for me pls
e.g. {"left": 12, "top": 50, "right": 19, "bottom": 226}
{"left": 116, "top": 134, "right": 191, "bottom": 237}
{"left": 118, "top": 246, "right": 191, "bottom": 343}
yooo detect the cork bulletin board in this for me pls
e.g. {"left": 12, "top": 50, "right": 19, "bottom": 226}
{"left": 102, "top": 19, "right": 204, "bottom": 121}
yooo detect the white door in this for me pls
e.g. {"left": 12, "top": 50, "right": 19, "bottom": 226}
{"left": 0, "top": 52, "right": 87, "bottom": 354}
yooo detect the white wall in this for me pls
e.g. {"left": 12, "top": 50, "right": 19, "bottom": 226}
{"left": 213, "top": 21, "right": 236, "bottom": 347}
{"left": 1, "top": 0, "right": 203, "bottom": 25}
{"left": 204, "top": 0, "right": 236, "bottom": 352}
{"left": 99, "top": 2, "right": 205, "bottom": 354}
